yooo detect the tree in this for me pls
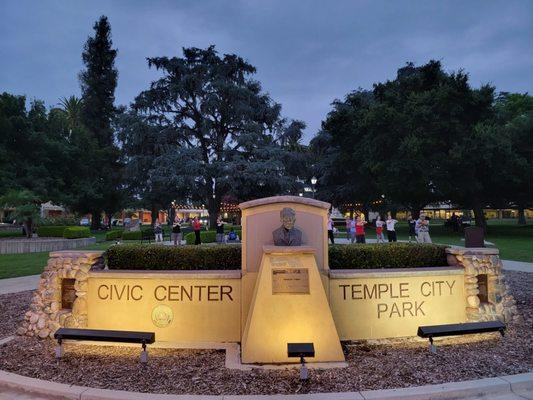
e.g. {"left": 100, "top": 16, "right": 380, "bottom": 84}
{"left": 78, "top": 15, "right": 120, "bottom": 229}
{"left": 0, "top": 190, "right": 40, "bottom": 238}
{"left": 134, "top": 46, "right": 296, "bottom": 227}
{"left": 493, "top": 93, "right": 533, "bottom": 224}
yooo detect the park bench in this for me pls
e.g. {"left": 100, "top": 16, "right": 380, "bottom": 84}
{"left": 417, "top": 321, "right": 505, "bottom": 353}
{"left": 54, "top": 328, "right": 155, "bottom": 363}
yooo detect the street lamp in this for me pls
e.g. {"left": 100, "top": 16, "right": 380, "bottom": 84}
{"left": 311, "top": 176, "right": 317, "bottom": 199}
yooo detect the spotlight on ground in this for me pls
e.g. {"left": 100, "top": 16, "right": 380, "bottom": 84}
{"left": 287, "top": 342, "right": 315, "bottom": 380}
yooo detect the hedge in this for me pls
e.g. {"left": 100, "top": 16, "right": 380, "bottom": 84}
{"left": 63, "top": 226, "right": 91, "bottom": 239}
{"left": 105, "top": 230, "right": 123, "bottom": 240}
{"left": 184, "top": 230, "right": 241, "bottom": 245}
{"left": 105, "top": 243, "right": 448, "bottom": 271}
{"left": 328, "top": 243, "right": 448, "bottom": 269}
{"left": 121, "top": 228, "right": 154, "bottom": 241}
{"left": 37, "top": 226, "right": 69, "bottom": 237}
{"left": 106, "top": 244, "right": 241, "bottom": 270}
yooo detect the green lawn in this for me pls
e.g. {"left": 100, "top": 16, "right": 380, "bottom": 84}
{"left": 0, "top": 221, "right": 531, "bottom": 279}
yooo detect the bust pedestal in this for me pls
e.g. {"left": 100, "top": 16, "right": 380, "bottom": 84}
{"left": 241, "top": 245, "right": 344, "bottom": 364}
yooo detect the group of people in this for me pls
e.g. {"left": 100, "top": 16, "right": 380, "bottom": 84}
{"left": 153, "top": 216, "right": 240, "bottom": 246}
{"left": 326, "top": 212, "right": 432, "bottom": 244}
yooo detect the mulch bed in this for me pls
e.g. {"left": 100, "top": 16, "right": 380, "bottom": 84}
{"left": 0, "top": 271, "right": 531, "bottom": 395}
{"left": 0, "top": 290, "right": 33, "bottom": 339}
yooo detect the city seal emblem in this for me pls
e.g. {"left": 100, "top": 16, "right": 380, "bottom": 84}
{"left": 151, "top": 305, "right": 173, "bottom": 328}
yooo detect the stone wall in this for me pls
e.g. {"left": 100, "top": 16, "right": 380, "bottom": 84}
{"left": 0, "top": 237, "right": 96, "bottom": 254}
{"left": 446, "top": 247, "right": 517, "bottom": 323}
{"left": 18, "top": 251, "right": 104, "bottom": 338}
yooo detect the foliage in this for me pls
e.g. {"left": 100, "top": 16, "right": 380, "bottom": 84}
{"left": 78, "top": 15, "right": 123, "bottom": 229}
{"left": 184, "top": 229, "right": 242, "bottom": 244}
{"left": 63, "top": 226, "right": 91, "bottom": 239}
{"left": 121, "top": 227, "right": 154, "bottom": 240}
{"left": 37, "top": 225, "right": 68, "bottom": 237}
{"left": 37, "top": 226, "right": 68, "bottom": 237}
{"left": 39, "top": 216, "right": 80, "bottom": 226}
{"left": 328, "top": 243, "right": 448, "bottom": 269}
{"left": 105, "top": 244, "right": 242, "bottom": 270}
{"left": 105, "top": 230, "right": 122, "bottom": 240}
{"left": 0, "top": 190, "right": 41, "bottom": 238}
{"left": 131, "top": 45, "right": 305, "bottom": 227}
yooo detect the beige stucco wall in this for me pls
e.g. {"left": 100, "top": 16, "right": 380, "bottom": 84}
{"left": 329, "top": 267, "right": 466, "bottom": 339}
{"left": 86, "top": 270, "right": 241, "bottom": 343}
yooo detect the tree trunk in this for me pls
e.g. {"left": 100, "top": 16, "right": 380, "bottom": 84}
{"left": 151, "top": 205, "right": 159, "bottom": 226}
{"left": 208, "top": 196, "right": 221, "bottom": 230}
{"left": 105, "top": 211, "right": 112, "bottom": 229}
{"left": 91, "top": 211, "right": 100, "bottom": 230}
{"left": 168, "top": 207, "right": 176, "bottom": 225}
{"left": 472, "top": 203, "right": 487, "bottom": 232}
{"left": 411, "top": 208, "right": 421, "bottom": 219}
{"left": 517, "top": 204, "right": 526, "bottom": 225}
{"left": 23, "top": 220, "right": 33, "bottom": 238}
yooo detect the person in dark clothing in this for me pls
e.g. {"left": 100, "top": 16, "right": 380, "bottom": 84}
{"left": 216, "top": 216, "right": 225, "bottom": 244}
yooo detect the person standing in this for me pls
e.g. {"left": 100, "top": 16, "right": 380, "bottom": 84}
{"left": 192, "top": 217, "right": 202, "bottom": 245}
{"left": 171, "top": 219, "right": 182, "bottom": 246}
{"left": 154, "top": 221, "right": 163, "bottom": 242}
{"left": 349, "top": 218, "right": 356, "bottom": 243}
{"left": 355, "top": 216, "right": 367, "bottom": 243}
{"left": 407, "top": 214, "right": 417, "bottom": 243}
{"left": 386, "top": 213, "right": 398, "bottom": 242}
{"left": 375, "top": 215, "right": 385, "bottom": 243}
{"left": 345, "top": 217, "right": 352, "bottom": 241}
{"left": 216, "top": 216, "right": 225, "bottom": 244}
{"left": 327, "top": 214, "right": 335, "bottom": 244}
{"left": 416, "top": 213, "right": 432, "bottom": 243}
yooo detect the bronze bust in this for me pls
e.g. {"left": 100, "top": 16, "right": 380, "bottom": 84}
{"left": 272, "top": 207, "right": 303, "bottom": 246}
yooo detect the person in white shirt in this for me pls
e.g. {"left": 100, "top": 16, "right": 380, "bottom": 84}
{"left": 375, "top": 215, "right": 385, "bottom": 243}
{"left": 416, "top": 213, "right": 432, "bottom": 243}
{"left": 385, "top": 213, "right": 398, "bottom": 242}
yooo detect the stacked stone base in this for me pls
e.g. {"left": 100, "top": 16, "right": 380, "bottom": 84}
{"left": 17, "top": 251, "right": 104, "bottom": 338}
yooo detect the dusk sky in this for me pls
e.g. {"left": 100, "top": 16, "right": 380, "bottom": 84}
{"left": 1, "top": 0, "right": 532, "bottom": 141}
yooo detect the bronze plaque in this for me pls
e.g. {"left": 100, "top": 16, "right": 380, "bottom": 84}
{"left": 477, "top": 274, "right": 488, "bottom": 304}
{"left": 272, "top": 268, "right": 309, "bottom": 294}
{"left": 61, "top": 278, "right": 76, "bottom": 310}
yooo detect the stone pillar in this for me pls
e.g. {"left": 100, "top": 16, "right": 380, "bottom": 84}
{"left": 446, "top": 248, "right": 517, "bottom": 323}
{"left": 18, "top": 251, "right": 104, "bottom": 339}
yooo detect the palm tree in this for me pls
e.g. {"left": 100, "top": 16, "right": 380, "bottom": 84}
{"left": 59, "top": 96, "right": 83, "bottom": 132}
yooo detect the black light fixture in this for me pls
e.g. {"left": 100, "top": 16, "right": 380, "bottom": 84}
{"left": 287, "top": 342, "right": 315, "bottom": 380}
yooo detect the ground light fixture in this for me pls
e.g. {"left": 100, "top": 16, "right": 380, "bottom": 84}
{"left": 287, "top": 342, "right": 315, "bottom": 380}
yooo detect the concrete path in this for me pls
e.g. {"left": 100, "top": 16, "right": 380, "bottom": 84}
{"left": 0, "top": 370, "right": 531, "bottom": 399}
{"left": 0, "top": 274, "right": 40, "bottom": 295}
{"left": 502, "top": 259, "right": 533, "bottom": 273}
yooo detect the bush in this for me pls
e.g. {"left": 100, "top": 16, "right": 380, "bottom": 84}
{"left": 105, "top": 230, "right": 122, "bottom": 240}
{"left": 122, "top": 230, "right": 142, "bottom": 240}
{"left": 104, "top": 242, "right": 447, "bottom": 271}
{"left": 39, "top": 216, "right": 80, "bottom": 226}
{"left": 63, "top": 226, "right": 91, "bottom": 239}
{"left": 184, "top": 230, "right": 242, "bottom": 244}
{"left": 106, "top": 244, "right": 241, "bottom": 270}
{"left": 328, "top": 243, "right": 448, "bottom": 269}
{"left": 37, "top": 226, "right": 69, "bottom": 237}
{"left": 121, "top": 228, "right": 154, "bottom": 241}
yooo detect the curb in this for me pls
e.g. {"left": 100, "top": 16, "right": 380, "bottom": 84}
{"left": 0, "top": 369, "right": 531, "bottom": 399}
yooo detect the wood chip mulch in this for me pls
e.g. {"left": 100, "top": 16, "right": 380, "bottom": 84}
{"left": 0, "top": 290, "right": 33, "bottom": 339}
{"left": 0, "top": 271, "right": 531, "bottom": 395}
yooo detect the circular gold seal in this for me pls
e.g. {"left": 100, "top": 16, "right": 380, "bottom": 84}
{"left": 151, "top": 305, "right": 173, "bottom": 328}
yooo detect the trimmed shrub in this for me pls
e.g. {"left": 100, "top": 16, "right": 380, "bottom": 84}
{"left": 37, "top": 226, "right": 69, "bottom": 237}
{"left": 104, "top": 242, "right": 447, "bottom": 271}
{"left": 328, "top": 243, "right": 448, "bottom": 269}
{"left": 63, "top": 226, "right": 91, "bottom": 239}
{"left": 106, "top": 244, "right": 241, "bottom": 270}
{"left": 39, "top": 216, "right": 80, "bottom": 226}
{"left": 105, "top": 230, "right": 122, "bottom": 240}
{"left": 122, "top": 230, "right": 142, "bottom": 240}
{"left": 121, "top": 228, "right": 154, "bottom": 241}
{"left": 184, "top": 230, "right": 241, "bottom": 244}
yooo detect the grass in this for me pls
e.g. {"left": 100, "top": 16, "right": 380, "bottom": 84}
{"left": 0, "top": 220, "right": 531, "bottom": 279}
{"left": 0, "top": 252, "right": 50, "bottom": 279}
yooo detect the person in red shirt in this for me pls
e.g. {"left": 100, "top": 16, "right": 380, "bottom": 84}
{"left": 355, "top": 216, "right": 367, "bottom": 244}
{"left": 192, "top": 217, "right": 202, "bottom": 245}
